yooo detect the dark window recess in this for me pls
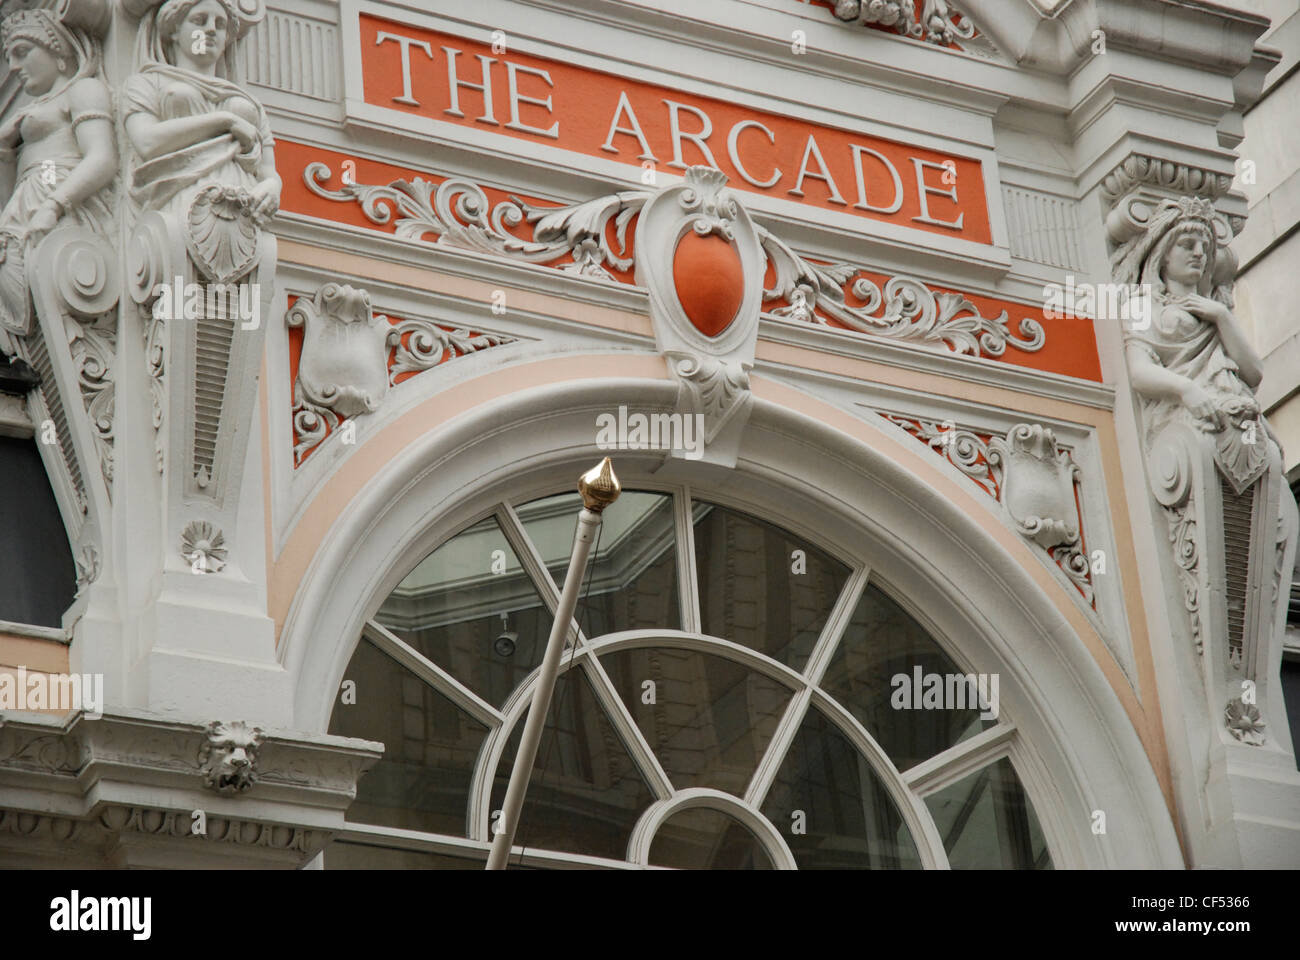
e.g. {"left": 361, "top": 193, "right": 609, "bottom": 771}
{"left": 0, "top": 436, "right": 76, "bottom": 627}
{"left": 1282, "top": 660, "right": 1300, "bottom": 773}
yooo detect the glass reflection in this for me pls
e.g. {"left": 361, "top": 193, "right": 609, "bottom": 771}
{"left": 649, "top": 807, "right": 774, "bottom": 869}
{"left": 924, "top": 757, "right": 1053, "bottom": 869}
{"left": 516, "top": 490, "right": 680, "bottom": 636}
{"left": 491, "top": 665, "right": 653, "bottom": 860}
{"left": 374, "top": 516, "right": 552, "bottom": 709}
{"left": 328, "top": 639, "right": 489, "bottom": 835}
{"left": 694, "top": 502, "right": 849, "bottom": 671}
{"left": 601, "top": 646, "right": 790, "bottom": 795}
{"left": 821, "top": 582, "right": 992, "bottom": 772}
{"left": 761, "top": 708, "right": 921, "bottom": 869}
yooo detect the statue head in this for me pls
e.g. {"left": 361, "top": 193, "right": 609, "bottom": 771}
{"left": 1112, "top": 195, "right": 1233, "bottom": 306}
{"left": 1148, "top": 201, "right": 1218, "bottom": 297}
{"left": 2, "top": 9, "right": 81, "bottom": 95}
{"left": 140, "top": 0, "right": 241, "bottom": 76}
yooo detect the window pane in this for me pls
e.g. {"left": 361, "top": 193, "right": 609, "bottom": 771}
{"left": 761, "top": 708, "right": 921, "bottom": 869}
{"left": 375, "top": 516, "right": 553, "bottom": 709}
{"left": 324, "top": 840, "right": 484, "bottom": 870}
{"left": 328, "top": 639, "right": 489, "bottom": 836}
{"left": 601, "top": 646, "right": 791, "bottom": 795}
{"left": 649, "top": 807, "right": 774, "bottom": 869}
{"left": 516, "top": 490, "right": 681, "bottom": 636}
{"left": 820, "top": 582, "right": 993, "bottom": 772}
{"left": 924, "top": 757, "right": 1053, "bottom": 869}
{"left": 491, "top": 666, "right": 653, "bottom": 861}
{"left": 694, "top": 502, "right": 849, "bottom": 672}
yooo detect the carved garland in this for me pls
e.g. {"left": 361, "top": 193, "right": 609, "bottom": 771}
{"left": 302, "top": 164, "right": 1046, "bottom": 361}
{"left": 884, "top": 414, "right": 1095, "bottom": 604}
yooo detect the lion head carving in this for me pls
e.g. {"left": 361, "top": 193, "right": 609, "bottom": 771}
{"left": 198, "top": 720, "right": 264, "bottom": 795}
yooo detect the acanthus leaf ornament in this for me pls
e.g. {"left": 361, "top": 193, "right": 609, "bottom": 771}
{"left": 885, "top": 415, "right": 1095, "bottom": 605}
{"left": 303, "top": 163, "right": 1046, "bottom": 361}
{"left": 829, "top": 0, "right": 977, "bottom": 46}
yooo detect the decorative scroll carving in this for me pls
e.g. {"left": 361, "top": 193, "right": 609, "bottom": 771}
{"left": 287, "top": 284, "right": 515, "bottom": 466}
{"left": 304, "top": 163, "right": 648, "bottom": 276}
{"left": 883, "top": 414, "right": 999, "bottom": 498}
{"left": 885, "top": 415, "right": 1094, "bottom": 604}
{"left": 198, "top": 720, "right": 263, "bottom": 795}
{"left": 827, "top": 0, "right": 976, "bottom": 46}
{"left": 759, "top": 226, "right": 1045, "bottom": 357}
{"left": 304, "top": 163, "right": 1045, "bottom": 361}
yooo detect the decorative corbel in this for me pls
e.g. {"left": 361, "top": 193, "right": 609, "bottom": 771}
{"left": 634, "top": 167, "right": 765, "bottom": 467}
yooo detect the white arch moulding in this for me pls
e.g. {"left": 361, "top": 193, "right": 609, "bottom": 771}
{"left": 279, "top": 359, "right": 1184, "bottom": 868}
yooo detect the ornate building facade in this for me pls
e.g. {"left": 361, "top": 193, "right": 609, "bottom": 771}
{"left": 0, "top": 0, "right": 1296, "bottom": 869}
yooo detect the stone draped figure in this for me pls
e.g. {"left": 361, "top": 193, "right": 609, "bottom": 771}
{"left": 1113, "top": 192, "right": 1295, "bottom": 746}
{"left": 123, "top": 0, "right": 280, "bottom": 234}
{"left": 0, "top": 4, "right": 116, "bottom": 337}
{"left": 1115, "top": 196, "right": 1275, "bottom": 495}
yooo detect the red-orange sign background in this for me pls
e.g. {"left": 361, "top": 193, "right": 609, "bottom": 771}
{"left": 357, "top": 13, "right": 993, "bottom": 244}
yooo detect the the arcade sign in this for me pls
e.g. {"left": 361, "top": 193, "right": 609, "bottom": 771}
{"left": 353, "top": 12, "right": 993, "bottom": 244}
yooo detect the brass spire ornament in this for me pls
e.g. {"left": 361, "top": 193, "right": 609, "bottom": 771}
{"left": 486, "top": 458, "right": 620, "bottom": 869}
{"left": 578, "top": 456, "right": 620, "bottom": 513}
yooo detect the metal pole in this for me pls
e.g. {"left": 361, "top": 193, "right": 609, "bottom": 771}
{"left": 486, "top": 458, "right": 620, "bottom": 870}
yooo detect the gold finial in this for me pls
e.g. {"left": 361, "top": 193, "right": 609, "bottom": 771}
{"left": 578, "top": 457, "right": 621, "bottom": 513}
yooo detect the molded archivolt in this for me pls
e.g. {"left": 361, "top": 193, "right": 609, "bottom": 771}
{"left": 276, "top": 361, "right": 1182, "bottom": 868}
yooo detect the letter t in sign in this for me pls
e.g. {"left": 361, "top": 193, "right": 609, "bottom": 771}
{"left": 375, "top": 31, "right": 433, "bottom": 106}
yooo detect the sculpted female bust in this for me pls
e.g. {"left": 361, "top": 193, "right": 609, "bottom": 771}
{"left": 1120, "top": 196, "right": 1271, "bottom": 492}
{"left": 0, "top": 6, "right": 115, "bottom": 335}
{"left": 123, "top": 0, "right": 279, "bottom": 235}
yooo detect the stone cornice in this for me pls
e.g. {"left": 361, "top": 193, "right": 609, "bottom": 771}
{"left": 0, "top": 709, "right": 383, "bottom": 866}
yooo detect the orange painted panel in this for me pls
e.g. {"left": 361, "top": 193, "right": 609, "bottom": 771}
{"left": 356, "top": 13, "right": 992, "bottom": 243}
{"left": 277, "top": 141, "right": 1100, "bottom": 382}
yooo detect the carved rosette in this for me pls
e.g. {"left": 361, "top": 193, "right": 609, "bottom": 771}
{"left": 181, "top": 520, "right": 227, "bottom": 574}
{"left": 287, "top": 283, "right": 515, "bottom": 466}
{"left": 303, "top": 163, "right": 1046, "bottom": 362}
{"left": 886, "top": 415, "right": 1095, "bottom": 605}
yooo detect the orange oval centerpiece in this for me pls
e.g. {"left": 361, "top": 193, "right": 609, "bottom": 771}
{"left": 671, "top": 230, "right": 745, "bottom": 338}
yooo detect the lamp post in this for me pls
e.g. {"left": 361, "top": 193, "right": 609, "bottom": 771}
{"left": 485, "top": 457, "right": 621, "bottom": 870}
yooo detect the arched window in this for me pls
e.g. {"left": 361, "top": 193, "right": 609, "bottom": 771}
{"left": 325, "top": 485, "right": 1053, "bottom": 869}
